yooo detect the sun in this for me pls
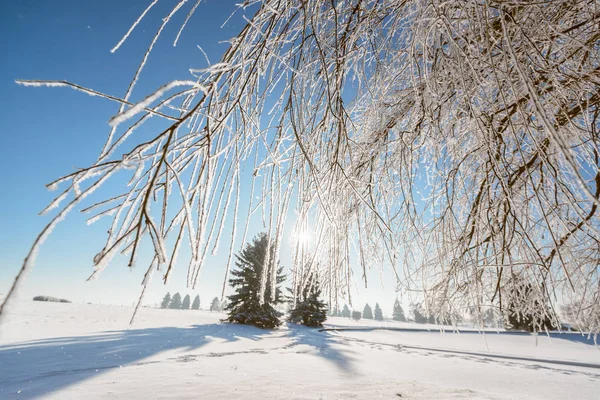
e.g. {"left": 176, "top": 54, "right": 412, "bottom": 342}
{"left": 297, "top": 232, "right": 310, "bottom": 244}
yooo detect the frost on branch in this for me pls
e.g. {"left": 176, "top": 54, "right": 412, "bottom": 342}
{"left": 2, "top": 0, "right": 600, "bottom": 334}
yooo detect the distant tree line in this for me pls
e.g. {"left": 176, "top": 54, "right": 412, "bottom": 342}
{"left": 33, "top": 295, "right": 71, "bottom": 303}
{"left": 329, "top": 300, "right": 403, "bottom": 322}
{"left": 329, "top": 293, "right": 559, "bottom": 332}
{"left": 160, "top": 293, "right": 200, "bottom": 310}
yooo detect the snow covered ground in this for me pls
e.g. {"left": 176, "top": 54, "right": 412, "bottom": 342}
{"left": 0, "top": 302, "right": 598, "bottom": 399}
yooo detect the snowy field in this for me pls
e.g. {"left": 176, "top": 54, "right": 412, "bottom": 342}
{"left": 0, "top": 302, "right": 599, "bottom": 399}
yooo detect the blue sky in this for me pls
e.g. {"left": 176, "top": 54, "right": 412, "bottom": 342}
{"left": 0, "top": 0, "right": 403, "bottom": 316}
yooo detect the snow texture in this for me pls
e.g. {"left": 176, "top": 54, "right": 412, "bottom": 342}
{"left": 0, "top": 301, "right": 598, "bottom": 399}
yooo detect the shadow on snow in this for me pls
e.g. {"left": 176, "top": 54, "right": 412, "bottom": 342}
{"left": 0, "top": 322, "right": 354, "bottom": 398}
{"left": 285, "top": 323, "right": 356, "bottom": 373}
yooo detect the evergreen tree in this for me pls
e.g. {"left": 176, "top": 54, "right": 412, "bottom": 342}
{"left": 225, "top": 233, "right": 286, "bottom": 329}
{"left": 412, "top": 303, "right": 427, "bottom": 323}
{"left": 374, "top": 303, "right": 383, "bottom": 321}
{"left": 210, "top": 297, "right": 221, "bottom": 312}
{"left": 363, "top": 303, "right": 373, "bottom": 319}
{"left": 505, "top": 280, "right": 557, "bottom": 332}
{"left": 352, "top": 310, "right": 361, "bottom": 321}
{"left": 427, "top": 315, "right": 436, "bottom": 324}
{"left": 181, "top": 294, "right": 191, "bottom": 310}
{"left": 329, "top": 305, "right": 340, "bottom": 317}
{"left": 170, "top": 292, "right": 182, "bottom": 309}
{"left": 160, "top": 292, "right": 172, "bottom": 309}
{"left": 392, "top": 299, "right": 406, "bottom": 322}
{"left": 483, "top": 308, "right": 499, "bottom": 328}
{"left": 191, "top": 295, "right": 200, "bottom": 310}
{"left": 341, "top": 304, "right": 351, "bottom": 318}
{"left": 288, "top": 274, "right": 328, "bottom": 327}
{"left": 220, "top": 298, "right": 229, "bottom": 311}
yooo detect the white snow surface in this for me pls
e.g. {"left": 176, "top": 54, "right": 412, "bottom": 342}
{"left": 0, "top": 301, "right": 598, "bottom": 399}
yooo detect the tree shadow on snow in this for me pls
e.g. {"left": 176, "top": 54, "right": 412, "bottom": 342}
{"left": 284, "top": 323, "right": 356, "bottom": 374}
{"left": 0, "top": 323, "right": 273, "bottom": 398}
{"left": 0, "top": 322, "right": 359, "bottom": 398}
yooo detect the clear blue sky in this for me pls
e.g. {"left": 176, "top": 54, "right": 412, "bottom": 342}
{"left": 0, "top": 0, "right": 402, "bottom": 316}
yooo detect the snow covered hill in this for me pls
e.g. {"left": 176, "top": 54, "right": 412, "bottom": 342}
{"left": 0, "top": 302, "right": 598, "bottom": 399}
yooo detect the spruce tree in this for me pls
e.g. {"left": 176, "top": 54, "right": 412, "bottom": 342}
{"left": 411, "top": 303, "right": 427, "bottom": 323}
{"left": 160, "top": 292, "right": 172, "bottom": 309}
{"left": 225, "top": 233, "right": 286, "bottom": 329}
{"left": 352, "top": 310, "right": 361, "bottom": 321}
{"left": 191, "top": 295, "right": 200, "bottom": 310}
{"left": 220, "top": 298, "right": 228, "bottom": 311}
{"left": 170, "top": 292, "right": 182, "bottom": 309}
{"left": 363, "top": 303, "right": 373, "bottom": 319}
{"left": 392, "top": 299, "right": 406, "bottom": 322}
{"left": 329, "top": 305, "right": 340, "bottom": 317}
{"left": 341, "top": 304, "right": 351, "bottom": 318}
{"left": 505, "top": 280, "right": 557, "bottom": 332}
{"left": 288, "top": 274, "right": 328, "bottom": 327}
{"left": 210, "top": 297, "right": 221, "bottom": 312}
{"left": 374, "top": 303, "right": 383, "bottom": 321}
{"left": 181, "top": 294, "right": 191, "bottom": 310}
{"left": 483, "top": 308, "right": 498, "bottom": 327}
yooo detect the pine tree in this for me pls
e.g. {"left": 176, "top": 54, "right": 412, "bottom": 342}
{"left": 191, "top": 295, "right": 200, "bottom": 310}
{"left": 341, "top": 304, "right": 351, "bottom": 318}
{"left": 363, "top": 303, "right": 373, "bottom": 319}
{"left": 329, "top": 305, "right": 340, "bottom": 317}
{"left": 181, "top": 294, "right": 191, "bottom": 310}
{"left": 225, "top": 233, "right": 286, "bottom": 329}
{"left": 483, "top": 308, "right": 499, "bottom": 328}
{"left": 352, "top": 310, "right": 361, "bottom": 321}
{"left": 392, "top": 299, "right": 406, "bottom": 322}
{"left": 160, "top": 292, "right": 172, "bottom": 309}
{"left": 288, "top": 274, "right": 328, "bottom": 327}
{"left": 411, "top": 303, "right": 427, "bottom": 323}
{"left": 170, "top": 292, "right": 182, "bottom": 309}
{"left": 210, "top": 297, "right": 221, "bottom": 312}
{"left": 374, "top": 303, "right": 383, "bottom": 321}
{"left": 505, "top": 280, "right": 557, "bottom": 332}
